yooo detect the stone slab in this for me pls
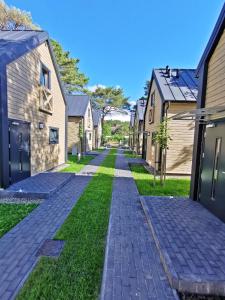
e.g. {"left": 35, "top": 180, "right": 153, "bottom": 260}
{"left": 141, "top": 196, "right": 225, "bottom": 296}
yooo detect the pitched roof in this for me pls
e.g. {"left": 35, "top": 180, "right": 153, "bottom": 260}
{"left": 0, "top": 30, "right": 48, "bottom": 66}
{"left": 136, "top": 99, "right": 147, "bottom": 121}
{"left": 0, "top": 30, "right": 66, "bottom": 104}
{"left": 196, "top": 3, "right": 225, "bottom": 75}
{"left": 66, "top": 95, "right": 90, "bottom": 117}
{"left": 92, "top": 109, "right": 101, "bottom": 127}
{"left": 153, "top": 69, "right": 198, "bottom": 102}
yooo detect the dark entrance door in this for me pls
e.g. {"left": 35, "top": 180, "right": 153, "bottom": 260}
{"left": 142, "top": 133, "right": 147, "bottom": 159}
{"left": 199, "top": 122, "right": 225, "bottom": 222}
{"left": 9, "top": 119, "right": 31, "bottom": 184}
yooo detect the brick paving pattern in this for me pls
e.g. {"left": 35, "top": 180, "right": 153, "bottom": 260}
{"left": 141, "top": 196, "right": 225, "bottom": 296}
{"left": 101, "top": 150, "right": 178, "bottom": 300}
{"left": 0, "top": 150, "right": 108, "bottom": 300}
{"left": 0, "top": 172, "right": 74, "bottom": 199}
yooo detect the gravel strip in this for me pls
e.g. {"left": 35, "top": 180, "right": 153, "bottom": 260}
{"left": 179, "top": 293, "right": 225, "bottom": 300}
{"left": 0, "top": 198, "right": 43, "bottom": 204}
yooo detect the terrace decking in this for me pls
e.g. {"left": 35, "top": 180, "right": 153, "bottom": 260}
{"left": 141, "top": 196, "right": 225, "bottom": 296}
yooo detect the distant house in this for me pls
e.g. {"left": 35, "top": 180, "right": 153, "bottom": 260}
{"left": 143, "top": 68, "right": 198, "bottom": 175}
{"left": 133, "top": 99, "right": 147, "bottom": 154}
{"left": 92, "top": 109, "right": 102, "bottom": 149}
{"left": 129, "top": 110, "right": 135, "bottom": 150}
{"left": 67, "top": 95, "right": 93, "bottom": 154}
{"left": 190, "top": 4, "right": 225, "bottom": 222}
{"left": 0, "top": 30, "right": 66, "bottom": 188}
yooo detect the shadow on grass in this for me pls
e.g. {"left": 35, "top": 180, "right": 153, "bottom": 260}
{"left": 130, "top": 164, "right": 190, "bottom": 197}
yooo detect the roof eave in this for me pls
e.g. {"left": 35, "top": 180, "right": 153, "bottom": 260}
{"left": 196, "top": 3, "right": 225, "bottom": 76}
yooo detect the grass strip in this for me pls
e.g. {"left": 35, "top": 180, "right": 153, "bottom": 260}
{"left": 130, "top": 164, "right": 190, "bottom": 197}
{"left": 18, "top": 149, "right": 117, "bottom": 300}
{"left": 60, "top": 154, "right": 95, "bottom": 173}
{"left": 0, "top": 203, "right": 38, "bottom": 238}
{"left": 124, "top": 150, "right": 141, "bottom": 158}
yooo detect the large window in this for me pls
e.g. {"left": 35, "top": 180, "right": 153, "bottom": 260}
{"left": 40, "top": 63, "right": 50, "bottom": 89}
{"left": 149, "top": 92, "right": 155, "bottom": 124}
{"left": 49, "top": 127, "right": 59, "bottom": 144}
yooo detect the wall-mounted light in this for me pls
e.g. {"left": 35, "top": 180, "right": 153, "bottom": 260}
{"left": 39, "top": 122, "right": 44, "bottom": 129}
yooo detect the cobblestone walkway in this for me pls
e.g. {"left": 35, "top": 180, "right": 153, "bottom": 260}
{"left": 0, "top": 150, "right": 108, "bottom": 300}
{"left": 101, "top": 150, "right": 178, "bottom": 300}
{"left": 141, "top": 196, "right": 225, "bottom": 296}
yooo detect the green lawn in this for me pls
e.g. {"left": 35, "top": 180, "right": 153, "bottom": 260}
{"left": 0, "top": 203, "right": 38, "bottom": 238}
{"left": 130, "top": 164, "right": 190, "bottom": 197}
{"left": 60, "top": 154, "right": 95, "bottom": 173}
{"left": 17, "top": 149, "right": 117, "bottom": 300}
{"left": 124, "top": 150, "right": 141, "bottom": 158}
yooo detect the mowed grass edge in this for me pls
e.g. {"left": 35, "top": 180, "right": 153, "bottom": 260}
{"left": 130, "top": 164, "right": 190, "bottom": 197}
{"left": 17, "top": 149, "right": 117, "bottom": 300}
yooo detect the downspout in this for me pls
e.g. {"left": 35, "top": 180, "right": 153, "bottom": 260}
{"left": 65, "top": 101, "right": 68, "bottom": 163}
{"left": 164, "top": 101, "right": 170, "bottom": 179}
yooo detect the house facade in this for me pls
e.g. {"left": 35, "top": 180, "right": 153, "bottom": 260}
{"left": 67, "top": 95, "right": 93, "bottom": 154}
{"left": 129, "top": 110, "right": 135, "bottom": 150}
{"left": 0, "top": 30, "right": 66, "bottom": 188}
{"left": 133, "top": 99, "right": 147, "bottom": 154}
{"left": 190, "top": 4, "right": 225, "bottom": 222}
{"left": 92, "top": 109, "right": 102, "bottom": 149}
{"left": 143, "top": 68, "right": 198, "bottom": 175}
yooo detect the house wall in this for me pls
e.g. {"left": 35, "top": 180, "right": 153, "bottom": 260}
{"left": 166, "top": 102, "right": 196, "bottom": 174}
{"left": 7, "top": 42, "right": 66, "bottom": 175}
{"left": 84, "top": 102, "right": 93, "bottom": 151}
{"left": 67, "top": 116, "right": 82, "bottom": 153}
{"left": 205, "top": 29, "right": 225, "bottom": 115}
{"left": 144, "top": 79, "right": 162, "bottom": 170}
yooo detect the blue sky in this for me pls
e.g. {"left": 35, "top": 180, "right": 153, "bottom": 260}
{"left": 7, "top": 0, "right": 225, "bottom": 103}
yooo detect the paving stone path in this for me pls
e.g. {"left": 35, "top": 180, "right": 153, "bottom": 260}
{"left": 0, "top": 150, "right": 108, "bottom": 300}
{"left": 101, "top": 150, "right": 178, "bottom": 300}
{"left": 141, "top": 196, "right": 225, "bottom": 296}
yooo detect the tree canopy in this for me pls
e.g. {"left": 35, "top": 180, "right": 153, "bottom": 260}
{"left": 102, "top": 120, "right": 129, "bottom": 143}
{"left": 0, "top": 1, "right": 38, "bottom": 30}
{"left": 89, "top": 86, "right": 130, "bottom": 119}
{"left": 51, "top": 40, "right": 89, "bottom": 93}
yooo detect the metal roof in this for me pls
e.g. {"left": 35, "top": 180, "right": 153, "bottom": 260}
{"left": 66, "top": 95, "right": 90, "bottom": 117}
{"left": 153, "top": 69, "right": 198, "bottom": 102}
{"left": 136, "top": 99, "right": 147, "bottom": 121}
{"left": 92, "top": 109, "right": 101, "bottom": 127}
{"left": 0, "top": 30, "right": 48, "bottom": 66}
{"left": 196, "top": 3, "right": 225, "bottom": 75}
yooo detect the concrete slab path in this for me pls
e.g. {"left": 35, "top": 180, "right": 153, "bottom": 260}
{"left": 0, "top": 150, "right": 108, "bottom": 300}
{"left": 100, "top": 150, "right": 178, "bottom": 300}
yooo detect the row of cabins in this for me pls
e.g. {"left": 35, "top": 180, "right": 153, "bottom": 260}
{"left": 0, "top": 30, "right": 102, "bottom": 189}
{"left": 130, "top": 4, "right": 225, "bottom": 223}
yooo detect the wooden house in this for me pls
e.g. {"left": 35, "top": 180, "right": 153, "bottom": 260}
{"left": 143, "top": 68, "right": 198, "bottom": 175}
{"left": 190, "top": 4, "right": 225, "bottom": 222}
{"left": 129, "top": 110, "right": 135, "bottom": 150}
{"left": 67, "top": 95, "right": 93, "bottom": 154}
{"left": 133, "top": 98, "right": 147, "bottom": 154}
{"left": 92, "top": 109, "right": 102, "bottom": 149}
{"left": 0, "top": 30, "right": 66, "bottom": 188}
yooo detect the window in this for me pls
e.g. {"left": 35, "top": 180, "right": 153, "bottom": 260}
{"left": 211, "top": 137, "right": 222, "bottom": 200}
{"left": 89, "top": 133, "right": 91, "bottom": 141}
{"left": 40, "top": 64, "right": 50, "bottom": 89}
{"left": 149, "top": 92, "right": 155, "bottom": 124}
{"left": 49, "top": 127, "right": 59, "bottom": 144}
{"left": 88, "top": 108, "right": 91, "bottom": 118}
{"left": 150, "top": 91, "right": 155, "bottom": 107}
{"left": 152, "top": 132, "right": 156, "bottom": 146}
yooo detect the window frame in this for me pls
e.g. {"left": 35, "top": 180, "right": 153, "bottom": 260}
{"left": 49, "top": 127, "right": 59, "bottom": 145}
{"left": 40, "top": 62, "right": 51, "bottom": 90}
